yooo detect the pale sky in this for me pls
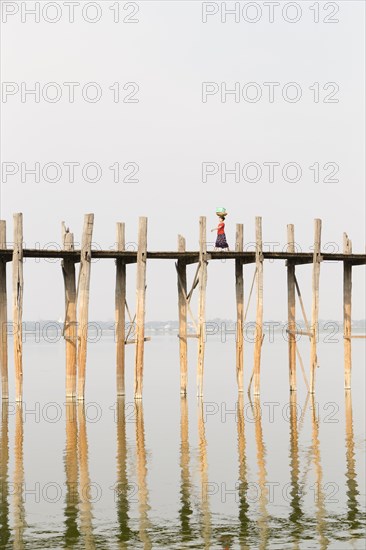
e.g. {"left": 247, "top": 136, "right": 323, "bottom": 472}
{"left": 1, "top": 0, "right": 365, "bottom": 321}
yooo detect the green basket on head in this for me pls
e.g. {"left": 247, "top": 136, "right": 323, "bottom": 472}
{"left": 216, "top": 207, "right": 227, "bottom": 217}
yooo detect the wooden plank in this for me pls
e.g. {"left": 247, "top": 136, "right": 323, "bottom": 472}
{"left": 197, "top": 217, "right": 207, "bottom": 397}
{"left": 287, "top": 224, "right": 296, "bottom": 392}
{"left": 115, "top": 223, "right": 126, "bottom": 396}
{"left": 309, "top": 219, "right": 322, "bottom": 394}
{"left": 62, "top": 222, "right": 77, "bottom": 399}
{"left": 286, "top": 329, "right": 313, "bottom": 338}
{"left": 0, "top": 221, "right": 8, "bottom": 399}
{"left": 235, "top": 224, "right": 244, "bottom": 392}
{"left": 253, "top": 217, "right": 263, "bottom": 396}
{"left": 77, "top": 214, "right": 94, "bottom": 400}
{"left": 177, "top": 235, "right": 188, "bottom": 395}
{"left": 134, "top": 217, "right": 148, "bottom": 399}
{"left": 343, "top": 233, "right": 352, "bottom": 389}
{"left": 12, "top": 214, "right": 24, "bottom": 402}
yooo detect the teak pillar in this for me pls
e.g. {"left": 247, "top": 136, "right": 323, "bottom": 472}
{"left": 134, "top": 217, "right": 148, "bottom": 399}
{"left": 115, "top": 223, "right": 126, "bottom": 396}
{"left": 62, "top": 223, "right": 77, "bottom": 399}
{"left": 177, "top": 235, "right": 188, "bottom": 395}
{"left": 253, "top": 217, "right": 263, "bottom": 396}
{"left": 287, "top": 224, "right": 297, "bottom": 391}
{"left": 343, "top": 233, "right": 352, "bottom": 390}
{"left": 0, "top": 221, "right": 8, "bottom": 399}
{"left": 235, "top": 224, "right": 244, "bottom": 392}
{"left": 77, "top": 214, "right": 94, "bottom": 400}
{"left": 12, "top": 214, "right": 24, "bottom": 402}
{"left": 309, "top": 219, "right": 322, "bottom": 394}
{"left": 197, "top": 217, "right": 207, "bottom": 398}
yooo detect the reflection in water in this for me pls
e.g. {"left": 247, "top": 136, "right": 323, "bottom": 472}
{"left": 13, "top": 403, "right": 26, "bottom": 549}
{"left": 344, "top": 391, "right": 361, "bottom": 533}
{"left": 252, "top": 395, "right": 269, "bottom": 550}
{"left": 77, "top": 402, "right": 96, "bottom": 549}
{"left": 237, "top": 393, "right": 249, "bottom": 549}
{"left": 64, "top": 400, "right": 80, "bottom": 547}
{"left": 288, "top": 392, "right": 303, "bottom": 549}
{"left": 0, "top": 386, "right": 364, "bottom": 548}
{"left": 116, "top": 397, "right": 132, "bottom": 547}
{"left": 135, "top": 400, "right": 152, "bottom": 549}
{"left": 310, "top": 395, "right": 329, "bottom": 550}
{"left": 0, "top": 402, "right": 10, "bottom": 547}
{"left": 179, "top": 397, "right": 193, "bottom": 542}
{"left": 198, "top": 398, "right": 211, "bottom": 549}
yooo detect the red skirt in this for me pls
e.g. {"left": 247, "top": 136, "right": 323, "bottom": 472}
{"left": 215, "top": 233, "right": 229, "bottom": 248}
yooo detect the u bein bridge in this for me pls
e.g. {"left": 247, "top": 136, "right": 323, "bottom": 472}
{"left": 0, "top": 393, "right": 363, "bottom": 547}
{"left": 0, "top": 213, "right": 365, "bottom": 402}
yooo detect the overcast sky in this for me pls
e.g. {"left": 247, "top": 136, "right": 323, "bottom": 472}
{"left": 1, "top": 1, "right": 365, "bottom": 321}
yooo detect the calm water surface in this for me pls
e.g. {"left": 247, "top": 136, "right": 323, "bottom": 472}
{"left": 0, "top": 335, "right": 365, "bottom": 549}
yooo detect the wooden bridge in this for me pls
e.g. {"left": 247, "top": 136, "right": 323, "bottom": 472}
{"left": 0, "top": 213, "right": 365, "bottom": 402}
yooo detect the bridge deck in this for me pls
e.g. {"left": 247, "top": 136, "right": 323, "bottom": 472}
{"left": 0, "top": 249, "right": 365, "bottom": 264}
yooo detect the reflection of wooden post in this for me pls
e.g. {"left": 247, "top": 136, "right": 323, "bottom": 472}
{"left": 179, "top": 397, "right": 192, "bottom": 540}
{"left": 134, "top": 218, "right": 148, "bottom": 400}
{"left": 287, "top": 224, "right": 296, "bottom": 392}
{"left": 0, "top": 402, "right": 10, "bottom": 546}
{"left": 64, "top": 400, "right": 80, "bottom": 546}
{"left": 116, "top": 397, "right": 131, "bottom": 544}
{"left": 13, "top": 403, "right": 25, "bottom": 549}
{"left": 310, "top": 219, "right": 322, "bottom": 394}
{"left": 77, "top": 214, "right": 94, "bottom": 400}
{"left": 252, "top": 395, "right": 269, "bottom": 548}
{"left": 78, "top": 402, "right": 95, "bottom": 547}
{"left": 177, "top": 236, "right": 188, "bottom": 395}
{"left": 198, "top": 398, "right": 211, "bottom": 548}
{"left": 310, "top": 395, "right": 328, "bottom": 548}
{"left": 197, "top": 217, "right": 207, "bottom": 398}
{"left": 289, "top": 392, "right": 302, "bottom": 537}
{"left": 253, "top": 217, "right": 263, "bottom": 396}
{"left": 116, "top": 223, "right": 126, "bottom": 396}
{"left": 343, "top": 234, "right": 352, "bottom": 389}
{"left": 62, "top": 223, "right": 77, "bottom": 399}
{"left": 135, "top": 400, "right": 151, "bottom": 548}
{"left": 237, "top": 394, "right": 249, "bottom": 544}
{"left": 235, "top": 224, "right": 244, "bottom": 392}
{"left": 344, "top": 391, "right": 361, "bottom": 526}
{"left": 13, "top": 214, "right": 24, "bottom": 402}
{"left": 0, "top": 221, "right": 8, "bottom": 399}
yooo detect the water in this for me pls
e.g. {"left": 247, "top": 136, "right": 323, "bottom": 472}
{"left": 0, "top": 334, "right": 365, "bottom": 549}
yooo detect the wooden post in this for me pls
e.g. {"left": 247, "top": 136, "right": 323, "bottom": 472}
{"left": 12, "top": 214, "right": 24, "bottom": 402}
{"left": 253, "top": 217, "right": 263, "bottom": 396}
{"left": 287, "top": 224, "right": 297, "bottom": 392}
{"left": 62, "top": 223, "right": 77, "bottom": 399}
{"left": 77, "top": 214, "right": 94, "bottom": 401}
{"left": 343, "top": 233, "right": 352, "bottom": 389}
{"left": 116, "top": 223, "right": 126, "bottom": 396}
{"left": 235, "top": 224, "right": 244, "bottom": 392}
{"left": 0, "top": 221, "right": 8, "bottom": 399}
{"left": 309, "top": 219, "right": 322, "bottom": 394}
{"left": 197, "top": 217, "right": 207, "bottom": 398}
{"left": 134, "top": 217, "right": 148, "bottom": 399}
{"left": 177, "top": 235, "right": 188, "bottom": 395}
